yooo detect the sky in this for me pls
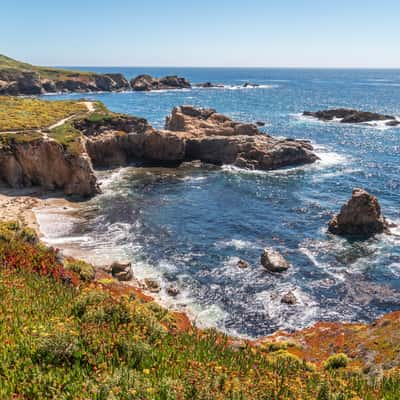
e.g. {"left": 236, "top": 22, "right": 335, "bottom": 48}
{"left": 1, "top": 0, "right": 400, "bottom": 68}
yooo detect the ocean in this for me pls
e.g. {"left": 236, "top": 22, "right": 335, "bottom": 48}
{"left": 36, "top": 67, "right": 400, "bottom": 338}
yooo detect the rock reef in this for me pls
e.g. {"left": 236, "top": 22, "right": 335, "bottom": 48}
{"left": 303, "top": 108, "right": 400, "bottom": 126}
{"left": 130, "top": 74, "right": 191, "bottom": 91}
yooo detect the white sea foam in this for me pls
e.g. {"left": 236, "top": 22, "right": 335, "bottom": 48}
{"left": 216, "top": 239, "right": 258, "bottom": 250}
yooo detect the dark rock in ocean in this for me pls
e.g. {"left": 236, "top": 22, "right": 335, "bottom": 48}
{"left": 328, "top": 188, "right": 390, "bottom": 237}
{"left": 385, "top": 120, "right": 400, "bottom": 127}
{"left": 110, "top": 260, "right": 133, "bottom": 281}
{"left": 260, "top": 248, "right": 290, "bottom": 273}
{"left": 243, "top": 82, "right": 260, "bottom": 88}
{"left": 130, "top": 74, "right": 191, "bottom": 91}
{"left": 144, "top": 278, "right": 161, "bottom": 293}
{"left": 237, "top": 259, "right": 250, "bottom": 269}
{"left": 194, "top": 82, "right": 224, "bottom": 88}
{"left": 281, "top": 291, "right": 297, "bottom": 305}
{"left": 303, "top": 108, "right": 397, "bottom": 124}
{"left": 256, "top": 121, "right": 265, "bottom": 127}
{"left": 166, "top": 286, "right": 180, "bottom": 297}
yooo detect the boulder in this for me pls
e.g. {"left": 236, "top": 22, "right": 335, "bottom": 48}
{"left": 144, "top": 278, "right": 161, "bottom": 293}
{"left": 130, "top": 74, "right": 191, "bottom": 91}
{"left": 166, "top": 286, "right": 180, "bottom": 297}
{"left": 110, "top": 260, "right": 133, "bottom": 281}
{"left": 281, "top": 291, "right": 297, "bottom": 305}
{"left": 303, "top": 109, "right": 398, "bottom": 125}
{"left": 237, "top": 259, "right": 249, "bottom": 269}
{"left": 328, "top": 188, "right": 389, "bottom": 236}
{"left": 260, "top": 248, "right": 290, "bottom": 273}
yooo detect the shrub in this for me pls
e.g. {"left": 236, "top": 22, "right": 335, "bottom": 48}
{"left": 324, "top": 353, "right": 349, "bottom": 370}
{"left": 34, "top": 331, "right": 82, "bottom": 366}
{"left": 64, "top": 259, "right": 95, "bottom": 282}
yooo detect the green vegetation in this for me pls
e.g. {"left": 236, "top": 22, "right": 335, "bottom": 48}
{"left": 0, "top": 54, "right": 94, "bottom": 80}
{"left": 48, "top": 122, "right": 83, "bottom": 154}
{"left": 0, "top": 97, "right": 87, "bottom": 131}
{"left": 0, "top": 221, "right": 400, "bottom": 399}
{"left": 64, "top": 258, "right": 96, "bottom": 282}
{"left": 324, "top": 353, "right": 350, "bottom": 370}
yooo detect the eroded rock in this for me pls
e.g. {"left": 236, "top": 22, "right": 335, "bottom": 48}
{"left": 110, "top": 260, "right": 133, "bottom": 281}
{"left": 130, "top": 74, "right": 191, "bottom": 91}
{"left": 261, "top": 248, "right": 290, "bottom": 273}
{"left": 328, "top": 188, "right": 390, "bottom": 236}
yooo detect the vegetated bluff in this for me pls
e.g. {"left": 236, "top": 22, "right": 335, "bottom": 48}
{"left": 0, "top": 98, "right": 318, "bottom": 197}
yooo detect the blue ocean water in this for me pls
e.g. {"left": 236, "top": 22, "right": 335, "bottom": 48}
{"left": 38, "top": 68, "right": 400, "bottom": 338}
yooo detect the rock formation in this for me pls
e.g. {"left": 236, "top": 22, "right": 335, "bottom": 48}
{"left": 303, "top": 109, "right": 400, "bottom": 126}
{"left": 130, "top": 74, "right": 191, "bottom": 91}
{"left": 0, "top": 137, "right": 98, "bottom": 197}
{"left": 328, "top": 188, "right": 389, "bottom": 236}
{"left": 0, "top": 103, "right": 319, "bottom": 196}
{"left": 281, "top": 291, "right": 297, "bottom": 305}
{"left": 165, "top": 105, "right": 318, "bottom": 170}
{"left": 0, "top": 69, "right": 130, "bottom": 95}
{"left": 260, "top": 248, "right": 290, "bottom": 273}
{"left": 110, "top": 260, "right": 133, "bottom": 281}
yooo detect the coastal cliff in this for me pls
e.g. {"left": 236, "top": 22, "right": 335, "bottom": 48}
{"left": 0, "top": 54, "right": 130, "bottom": 95}
{"left": 0, "top": 98, "right": 318, "bottom": 197}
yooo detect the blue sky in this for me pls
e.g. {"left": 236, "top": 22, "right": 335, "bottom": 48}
{"left": 2, "top": 0, "right": 399, "bottom": 67}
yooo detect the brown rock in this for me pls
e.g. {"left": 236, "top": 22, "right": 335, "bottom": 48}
{"left": 237, "top": 259, "right": 250, "bottom": 269}
{"left": 328, "top": 188, "right": 389, "bottom": 237}
{"left": 261, "top": 248, "right": 290, "bottom": 273}
{"left": 110, "top": 260, "right": 133, "bottom": 281}
{"left": 144, "top": 278, "right": 161, "bottom": 293}
{"left": 166, "top": 286, "right": 180, "bottom": 297}
{"left": 130, "top": 74, "right": 191, "bottom": 91}
{"left": 281, "top": 291, "right": 297, "bottom": 305}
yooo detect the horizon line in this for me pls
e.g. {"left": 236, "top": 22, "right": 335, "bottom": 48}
{"left": 52, "top": 65, "right": 400, "bottom": 70}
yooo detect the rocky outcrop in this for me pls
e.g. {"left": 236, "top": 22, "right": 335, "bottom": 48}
{"left": 0, "top": 68, "right": 130, "bottom": 95}
{"left": 281, "top": 291, "right": 297, "bottom": 305}
{"left": 303, "top": 109, "right": 400, "bottom": 126}
{"left": 130, "top": 74, "right": 191, "bottom": 91}
{"left": 328, "top": 188, "right": 390, "bottom": 237}
{"left": 165, "top": 105, "right": 318, "bottom": 170}
{"left": 0, "top": 137, "right": 98, "bottom": 197}
{"left": 260, "top": 248, "right": 290, "bottom": 273}
{"left": 0, "top": 70, "right": 43, "bottom": 95}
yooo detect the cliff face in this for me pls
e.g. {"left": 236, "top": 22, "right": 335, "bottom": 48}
{"left": 0, "top": 69, "right": 130, "bottom": 95}
{"left": 0, "top": 137, "right": 99, "bottom": 197}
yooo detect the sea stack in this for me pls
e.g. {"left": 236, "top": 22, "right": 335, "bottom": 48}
{"left": 328, "top": 188, "right": 389, "bottom": 236}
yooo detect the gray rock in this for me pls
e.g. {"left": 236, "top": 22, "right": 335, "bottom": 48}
{"left": 260, "top": 248, "right": 290, "bottom": 273}
{"left": 110, "top": 260, "right": 133, "bottom": 281}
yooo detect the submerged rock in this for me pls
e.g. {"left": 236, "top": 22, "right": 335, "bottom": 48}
{"left": 130, "top": 74, "right": 191, "bottom": 91}
{"left": 328, "top": 188, "right": 389, "bottom": 237}
{"left": 110, "top": 260, "right": 133, "bottom": 281}
{"left": 194, "top": 82, "right": 224, "bottom": 88}
{"left": 303, "top": 108, "right": 399, "bottom": 126}
{"left": 260, "top": 248, "right": 290, "bottom": 273}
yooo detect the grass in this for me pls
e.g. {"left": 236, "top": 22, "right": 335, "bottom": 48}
{"left": 48, "top": 122, "right": 83, "bottom": 154}
{"left": 0, "top": 97, "right": 87, "bottom": 131}
{"left": 0, "top": 54, "right": 95, "bottom": 80}
{"left": 0, "top": 220, "right": 400, "bottom": 399}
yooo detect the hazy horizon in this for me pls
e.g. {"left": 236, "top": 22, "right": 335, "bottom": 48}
{"left": 2, "top": 0, "right": 400, "bottom": 69}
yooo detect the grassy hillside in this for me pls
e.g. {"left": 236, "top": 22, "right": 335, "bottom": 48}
{"left": 0, "top": 97, "right": 88, "bottom": 131}
{"left": 0, "top": 54, "right": 93, "bottom": 79}
{"left": 0, "top": 220, "right": 399, "bottom": 399}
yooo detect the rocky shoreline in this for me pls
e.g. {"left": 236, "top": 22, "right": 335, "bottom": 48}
{"left": 0, "top": 102, "right": 319, "bottom": 197}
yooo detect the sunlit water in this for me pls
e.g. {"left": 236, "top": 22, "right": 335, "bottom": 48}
{"left": 37, "top": 68, "right": 400, "bottom": 338}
